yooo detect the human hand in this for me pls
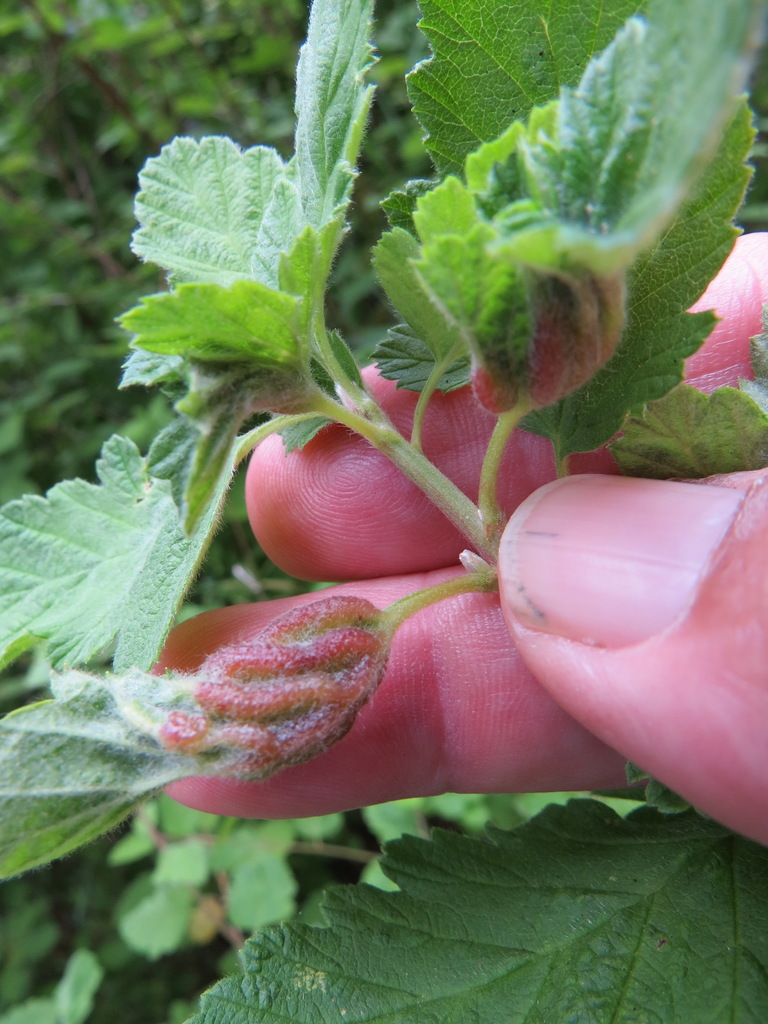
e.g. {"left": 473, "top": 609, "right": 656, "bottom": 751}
{"left": 161, "top": 234, "right": 768, "bottom": 845}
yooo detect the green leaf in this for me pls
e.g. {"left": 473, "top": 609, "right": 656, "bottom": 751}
{"left": 294, "top": 0, "right": 375, "bottom": 228}
{"left": 525, "top": 100, "right": 755, "bottom": 460}
{"left": 153, "top": 839, "right": 210, "bottom": 888}
{"left": 0, "top": 434, "right": 231, "bottom": 672}
{"left": 174, "top": 387, "right": 245, "bottom": 534}
{"left": 293, "top": 813, "right": 344, "bottom": 841}
{"left": 133, "top": 0, "right": 375, "bottom": 292}
{"left": 278, "top": 416, "right": 332, "bottom": 453}
{"left": 381, "top": 179, "right": 436, "bottom": 236}
{"left": 119, "top": 347, "right": 184, "bottom": 391}
{"left": 611, "top": 384, "right": 768, "bottom": 478}
{"left": 278, "top": 223, "right": 342, "bottom": 332}
{"left": 625, "top": 763, "right": 693, "bottom": 814}
{"left": 472, "top": 0, "right": 763, "bottom": 277}
{"left": 328, "top": 330, "right": 364, "bottom": 389}
{"left": 120, "top": 282, "right": 307, "bottom": 375}
{"left": 412, "top": 174, "right": 480, "bottom": 242}
{"left": 227, "top": 851, "right": 298, "bottom": 932}
{"left": 362, "top": 799, "right": 425, "bottom": 844}
{"left": 190, "top": 801, "right": 768, "bottom": 1023}
{"left": 120, "top": 281, "right": 316, "bottom": 531}
{"left": 408, "top": 0, "right": 648, "bottom": 175}
{"left": 132, "top": 136, "right": 296, "bottom": 288}
{"left": 0, "top": 1000, "right": 57, "bottom": 1024}
{"left": 0, "top": 667, "right": 194, "bottom": 879}
{"left": 208, "top": 823, "right": 294, "bottom": 875}
{"left": 146, "top": 415, "right": 199, "bottom": 511}
{"left": 404, "top": 0, "right": 758, "bottom": 416}
{"left": 118, "top": 884, "right": 195, "bottom": 960}
{"left": 373, "top": 326, "right": 470, "bottom": 393}
{"left": 54, "top": 950, "right": 104, "bottom": 1024}
{"left": 107, "top": 829, "right": 155, "bottom": 867}
{"left": 157, "top": 793, "right": 220, "bottom": 837}
{"left": 373, "top": 226, "right": 467, "bottom": 361}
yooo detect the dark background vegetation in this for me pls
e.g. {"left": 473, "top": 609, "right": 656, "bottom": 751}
{"left": 0, "top": 2, "right": 766, "bottom": 1021}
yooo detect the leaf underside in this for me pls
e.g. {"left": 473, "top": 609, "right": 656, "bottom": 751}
{"left": 0, "top": 669, "right": 193, "bottom": 878}
{"left": 611, "top": 384, "right": 768, "bottom": 478}
{"left": 373, "top": 326, "right": 470, "bottom": 393}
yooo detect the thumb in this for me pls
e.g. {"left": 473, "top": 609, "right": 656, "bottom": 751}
{"left": 498, "top": 471, "right": 768, "bottom": 845}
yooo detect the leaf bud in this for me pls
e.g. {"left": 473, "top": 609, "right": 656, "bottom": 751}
{"left": 471, "top": 270, "right": 626, "bottom": 413}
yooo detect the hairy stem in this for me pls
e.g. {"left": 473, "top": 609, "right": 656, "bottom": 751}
{"left": 410, "top": 342, "right": 465, "bottom": 451}
{"left": 478, "top": 402, "right": 530, "bottom": 546}
{"left": 381, "top": 566, "right": 498, "bottom": 634}
{"left": 235, "top": 412, "right": 326, "bottom": 464}
{"left": 312, "top": 394, "right": 493, "bottom": 562}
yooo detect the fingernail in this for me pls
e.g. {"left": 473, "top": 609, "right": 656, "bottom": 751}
{"left": 499, "top": 475, "right": 743, "bottom": 647}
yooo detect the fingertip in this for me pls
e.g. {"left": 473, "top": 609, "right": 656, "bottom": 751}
{"left": 685, "top": 232, "right": 768, "bottom": 390}
{"left": 501, "top": 471, "right": 768, "bottom": 844}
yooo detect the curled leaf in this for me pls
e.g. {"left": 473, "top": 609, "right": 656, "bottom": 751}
{"left": 159, "top": 596, "right": 391, "bottom": 778}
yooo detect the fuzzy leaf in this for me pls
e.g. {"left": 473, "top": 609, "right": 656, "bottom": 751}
{"left": 173, "top": 385, "right": 245, "bottom": 533}
{"left": 278, "top": 416, "right": 332, "bottom": 453}
{"left": 611, "top": 384, "right": 768, "bottom": 478}
{"left": 145, "top": 416, "right": 199, "bottom": 510}
{"left": 120, "top": 282, "right": 306, "bottom": 371}
{"left": 373, "top": 227, "right": 467, "bottom": 361}
{"left": 525, "top": 101, "right": 755, "bottom": 460}
{"left": 381, "top": 179, "right": 436, "bottom": 235}
{"left": 408, "top": 0, "right": 648, "bottom": 175}
{"left": 119, "top": 347, "right": 184, "bottom": 391}
{"left": 473, "top": 0, "right": 763, "bottom": 278}
{"left": 120, "top": 282, "right": 318, "bottom": 531}
{"left": 189, "top": 800, "right": 768, "bottom": 1023}
{"left": 0, "top": 667, "right": 195, "bottom": 879}
{"left": 294, "top": 0, "right": 375, "bottom": 228}
{"left": 373, "top": 326, "right": 470, "bottom": 393}
{"left": 326, "top": 330, "right": 364, "bottom": 390}
{"left": 131, "top": 0, "right": 374, "bottom": 292}
{"left": 0, "top": 435, "right": 231, "bottom": 672}
{"left": 132, "top": 137, "right": 294, "bottom": 287}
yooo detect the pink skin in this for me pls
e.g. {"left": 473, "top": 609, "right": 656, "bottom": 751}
{"left": 163, "top": 234, "right": 768, "bottom": 841}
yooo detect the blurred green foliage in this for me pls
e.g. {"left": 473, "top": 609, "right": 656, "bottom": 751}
{"left": 0, "top": 2, "right": 764, "bottom": 1021}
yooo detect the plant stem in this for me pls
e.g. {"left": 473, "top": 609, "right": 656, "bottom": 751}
{"left": 312, "top": 393, "right": 494, "bottom": 562}
{"left": 409, "top": 342, "right": 464, "bottom": 451}
{"left": 410, "top": 359, "right": 445, "bottom": 451}
{"left": 235, "top": 412, "right": 325, "bottom": 464}
{"left": 477, "top": 401, "right": 529, "bottom": 545}
{"left": 381, "top": 566, "right": 498, "bottom": 634}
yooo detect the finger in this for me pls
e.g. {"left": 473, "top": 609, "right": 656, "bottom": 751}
{"left": 247, "top": 235, "right": 768, "bottom": 581}
{"left": 499, "top": 470, "right": 768, "bottom": 845}
{"left": 685, "top": 232, "right": 768, "bottom": 391}
{"left": 160, "top": 574, "right": 625, "bottom": 819}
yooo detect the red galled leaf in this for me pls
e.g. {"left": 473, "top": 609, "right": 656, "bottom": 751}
{"left": 159, "top": 596, "right": 390, "bottom": 778}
